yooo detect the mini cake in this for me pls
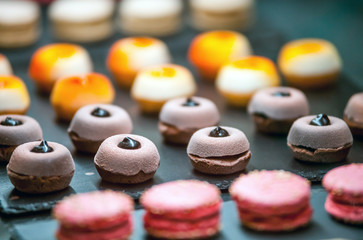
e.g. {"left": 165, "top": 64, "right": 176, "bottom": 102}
{"left": 344, "top": 92, "right": 363, "bottom": 137}
{"left": 48, "top": 0, "right": 115, "bottom": 42}
{"left": 29, "top": 43, "right": 93, "bottom": 93}
{"left": 50, "top": 73, "right": 115, "bottom": 122}
{"left": 216, "top": 56, "right": 280, "bottom": 107}
{"left": 159, "top": 97, "right": 220, "bottom": 145}
{"left": 107, "top": 37, "right": 171, "bottom": 89}
{"left": 94, "top": 134, "right": 160, "bottom": 184}
{"left": 7, "top": 140, "right": 75, "bottom": 193}
{"left": 68, "top": 104, "right": 133, "bottom": 154}
{"left": 248, "top": 87, "right": 309, "bottom": 134}
{"left": 140, "top": 180, "right": 222, "bottom": 239}
{"left": 131, "top": 64, "right": 197, "bottom": 114}
{"left": 0, "top": 115, "right": 42, "bottom": 162}
{"left": 53, "top": 191, "right": 134, "bottom": 240}
{"left": 0, "top": 0, "right": 40, "bottom": 48}
{"left": 322, "top": 164, "right": 363, "bottom": 224}
{"left": 188, "top": 30, "right": 252, "bottom": 81}
{"left": 230, "top": 170, "right": 312, "bottom": 231}
{"left": 118, "top": 0, "right": 182, "bottom": 36}
{"left": 0, "top": 54, "right": 12, "bottom": 75}
{"left": 278, "top": 38, "right": 342, "bottom": 89}
{"left": 0, "top": 76, "right": 30, "bottom": 115}
{"left": 287, "top": 114, "right": 353, "bottom": 163}
{"left": 190, "top": 0, "right": 254, "bottom": 31}
{"left": 187, "top": 126, "right": 251, "bottom": 175}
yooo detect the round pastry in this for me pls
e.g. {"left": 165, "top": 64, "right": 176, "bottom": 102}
{"left": 68, "top": 104, "right": 133, "bottom": 154}
{"left": 187, "top": 126, "right": 251, "bottom": 175}
{"left": 94, "top": 134, "right": 160, "bottom": 184}
{"left": 0, "top": 54, "right": 12, "bottom": 75}
{"left": 0, "top": 0, "right": 40, "bottom": 48}
{"left": 131, "top": 64, "right": 197, "bottom": 114}
{"left": 188, "top": 30, "right": 252, "bottom": 81}
{"left": 118, "top": 0, "right": 182, "bottom": 36}
{"left": 0, "top": 76, "right": 30, "bottom": 115}
{"left": 107, "top": 37, "right": 171, "bottom": 89}
{"left": 159, "top": 96, "right": 220, "bottom": 145}
{"left": 140, "top": 180, "right": 222, "bottom": 239}
{"left": 29, "top": 43, "right": 93, "bottom": 93}
{"left": 278, "top": 38, "right": 342, "bottom": 89}
{"left": 189, "top": 0, "right": 254, "bottom": 31}
{"left": 7, "top": 140, "right": 75, "bottom": 194}
{"left": 248, "top": 87, "right": 309, "bottom": 134}
{"left": 216, "top": 56, "right": 280, "bottom": 107}
{"left": 0, "top": 115, "right": 42, "bottom": 162}
{"left": 48, "top": 0, "right": 114, "bottom": 42}
{"left": 287, "top": 114, "right": 353, "bottom": 163}
{"left": 50, "top": 73, "right": 115, "bottom": 122}
{"left": 344, "top": 92, "right": 363, "bottom": 137}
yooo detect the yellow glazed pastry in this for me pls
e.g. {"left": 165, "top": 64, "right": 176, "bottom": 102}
{"left": 0, "top": 76, "right": 30, "bottom": 115}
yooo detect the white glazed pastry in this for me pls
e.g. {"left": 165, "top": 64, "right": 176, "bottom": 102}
{"left": 0, "top": 76, "right": 30, "bottom": 115}
{"left": 0, "top": 54, "right": 12, "bottom": 75}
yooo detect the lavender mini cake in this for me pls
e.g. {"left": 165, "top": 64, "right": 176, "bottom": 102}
{"left": 344, "top": 92, "right": 363, "bottom": 137}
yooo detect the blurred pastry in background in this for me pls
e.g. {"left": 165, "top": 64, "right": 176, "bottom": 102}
{"left": 107, "top": 37, "right": 171, "bottom": 89}
{"left": 48, "top": 0, "right": 115, "bottom": 43}
{"left": 118, "top": 0, "right": 183, "bottom": 36}
{"left": 0, "top": 76, "right": 30, "bottom": 115}
{"left": 344, "top": 92, "right": 363, "bottom": 137}
{"left": 0, "top": 54, "right": 12, "bottom": 75}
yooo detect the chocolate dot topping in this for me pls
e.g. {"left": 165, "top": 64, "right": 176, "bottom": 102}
{"left": 91, "top": 107, "right": 111, "bottom": 117}
{"left": 209, "top": 126, "right": 229, "bottom": 137}
{"left": 31, "top": 140, "right": 54, "bottom": 153}
{"left": 0, "top": 117, "right": 22, "bottom": 126}
{"left": 118, "top": 137, "right": 141, "bottom": 149}
{"left": 182, "top": 97, "right": 200, "bottom": 107}
{"left": 310, "top": 114, "right": 331, "bottom": 126}
{"left": 272, "top": 91, "right": 290, "bottom": 97}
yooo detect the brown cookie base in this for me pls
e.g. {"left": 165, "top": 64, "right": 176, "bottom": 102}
{"left": 252, "top": 114, "right": 296, "bottom": 134}
{"left": 0, "top": 145, "right": 17, "bottom": 162}
{"left": 68, "top": 131, "right": 103, "bottom": 154}
{"left": 344, "top": 116, "right": 363, "bottom": 137}
{"left": 283, "top": 71, "right": 339, "bottom": 89}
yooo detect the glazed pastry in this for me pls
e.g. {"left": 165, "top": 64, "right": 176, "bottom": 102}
{"left": 0, "top": 115, "right": 42, "bottom": 162}
{"left": 0, "top": 76, "right": 30, "bottom": 115}
{"left": 344, "top": 92, "right": 363, "bottom": 137}
{"left": 107, "top": 37, "right": 171, "bottom": 89}
{"left": 248, "top": 87, "right": 309, "bottom": 134}
{"left": 7, "top": 140, "right": 75, "bottom": 193}
{"left": 159, "top": 96, "right": 220, "bottom": 145}
{"left": 50, "top": 73, "right": 115, "bottom": 122}
{"left": 94, "top": 134, "right": 160, "bottom": 184}
{"left": 68, "top": 104, "right": 133, "bottom": 154}
{"left": 216, "top": 56, "right": 280, "bottom": 107}
{"left": 29, "top": 43, "right": 93, "bottom": 93}
{"left": 131, "top": 64, "right": 197, "bottom": 114}
{"left": 187, "top": 126, "right": 251, "bottom": 175}
{"left": 278, "top": 38, "right": 342, "bottom": 89}
{"left": 188, "top": 30, "right": 252, "bottom": 81}
{"left": 287, "top": 114, "right": 353, "bottom": 163}
{"left": 0, "top": 54, "right": 12, "bottom": 75}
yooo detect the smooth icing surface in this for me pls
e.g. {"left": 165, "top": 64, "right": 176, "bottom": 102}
{"left": 190, "top": 0, "right": 253, "bottom": 11}
{"left": 0, "top": 0, "right": 40, "bottom": 25}
{"left": 120, "top": 0, "right": 182, "bottom": 18}
{"left": 344, "top": 92, "right": 363, "bottom": 124}
{"left": 0, "top": 76, "right": 30, "bottom": 112}
{"left": 0, "top": 55, "right": 12, "bottom": 75}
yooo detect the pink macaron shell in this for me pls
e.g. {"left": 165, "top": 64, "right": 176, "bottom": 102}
{"left": 344, "top": 92, "right": 363, "bottom": 123}
{"left": 325, "top": 194, "right": 363, "bottom": 223}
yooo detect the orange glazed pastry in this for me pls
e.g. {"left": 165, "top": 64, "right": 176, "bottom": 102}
{"left": 50, "top": 73, "right": 115, "bottom": 122}
{"left": 0, "top": 76, "right": 30, "bottom": 115}
{"left": 188, "top": 30, "right": 252, "bottom": 81}
{"left": 278, "top": 38, "right": 342, "bottom": 89}
{"left": 216, "top": 56, "right": 280, "bottom": 107}
{"left": 29, "top": 43, "right": 92, "bottom": 94}
{"left": 0, "top": 54, "right": 13, "bottom": 75}
{"left": 107, "top": 37, "right": 171, "bottom": 89}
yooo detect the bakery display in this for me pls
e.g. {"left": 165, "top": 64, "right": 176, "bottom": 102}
{"left": 216, "top": 56, "right": 280, "bottom": 107}
{"left": 0, "top": 76, "right": 30, "bottom": 115}
{"left": 159, "top": 96, "right": 220, "bottom": 145}
{"left": 278, "top": 38, "right": 342, "bottom": 89}
{"left": 107, "top": 37, "right": 171, "bottom": 89}
{"left": 187, "top": 126, "right": 251, "bottom": 175}
{"left": 248, "top": 86, "right": 309, "bottom": 134}
{"left": 344, "top": 92, "right": 363, "bottom": 137}
{"left": 140, "top": 180, "right": 222, "bottom": 239}
{"left": 0, "top": 54, "right": 12, "bottom": 75}
{"left": 287, "top": 114, "right": 353, "bottom": 162}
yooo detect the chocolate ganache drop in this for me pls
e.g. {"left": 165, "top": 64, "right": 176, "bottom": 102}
{"left": 310, "top": 114, "right": 331, "bottom": 126}
{"left": 118, "top": 137, "right": 141, "bottom": 149}
{"left": 209, "top": 126, "right": 229, "bottom": 137}
{"left": 182, "top": 97, "right": 200, "bottom": 107}
{"left": 31, "top": 140, "right": 54, "bottom": 153}
{"left": 1, "top": 117, "right": 22, "bottom": 126}
{"left": 272, "top": 91, "right": 290, "bottom": 97}
{"left": 91, "top": 107, "right": 111, "bottom": 117}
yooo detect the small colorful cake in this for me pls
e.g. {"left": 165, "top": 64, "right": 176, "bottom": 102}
{"left": 322, "top": 164, "right": 363, "bottom": 224}
{"left": 287, "top": 114, "right": 353, "bottom": 163}
{"left": 159, "top": 97, "right": 220, "bottom": 145}
{"left": 53, "top": 191, "right": 134, "bottom": 240}
{"left": 107, "top": 37, "right": 171, "bottom": 89}
{"left": 0, "top": 76, "right": 30, "bottom": 115}
{"left": 140, "top": 180, "right": 222, "bottom": 239}
{"left": 344, "top": 92, "right": 363, "bottom": 137}
{"left": 216, "top": 56, "right": 280, "bottom": 107}
{"left": 7, "top": 140, "right": 75, "bottom": 193}
{"left": 68, "top": 104, "right": 133, "bottom": 154}
{"left": 131, "top": 64, "right": 197, "bottom": 114}
{"left": 0, "top": 54, "right": 12, "bottom": 75}
{"left": 94, "top": 134, "right": 160, "bottom": 184}
{"left": 230, "top": 170, "right": 312, "bottom": 231}
{"left": 188, "top": 30, "right": 252, "bottom": 81}
{"left": 187, "top": 126, "right": 251, "bottom": 175}
{"left": 0, "top": 115, "right": 42, "bottom": 162}
{"left": 50, "top": 73, "right": 115, "bottom": 122}
{"left": 278, "top": 38, "right": 342, "bottom": 89}
{"left": 29, "top": 43, "right": 93, "bottom": 93}
{"left": 248, "top": 87, "right": 309, "bottom": 134}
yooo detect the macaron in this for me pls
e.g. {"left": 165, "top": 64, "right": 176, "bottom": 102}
{"left": 344, "top": 92, "right": 363, "bottom": 137}
{"left": 0, "top": 54, "right": 12, "bottom": 75}
{"left": 0, "top": 76, "right": 30, "bottom": 115}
